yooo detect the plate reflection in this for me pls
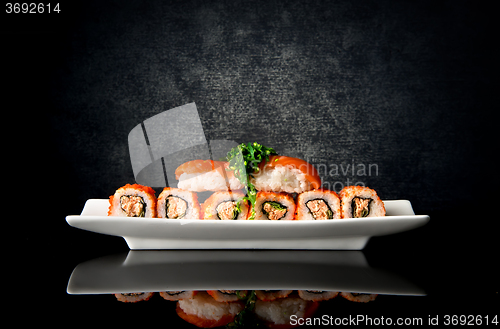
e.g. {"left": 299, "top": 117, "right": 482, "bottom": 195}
{"left": 67, "top": 250, "right": 423, "bottom": 328}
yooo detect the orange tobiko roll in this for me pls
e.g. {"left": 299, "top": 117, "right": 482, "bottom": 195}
{"left": 254, "top": 191, "right": 296, "bottom": 220}
{"left": 108, "top": 184, "right": 157, "bottom": 218}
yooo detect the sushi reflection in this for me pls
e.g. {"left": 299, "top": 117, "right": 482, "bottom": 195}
{"left": 112, "top": 289, "right": 377, "bottom": 328}
{"left": 67, "top": 251, "right": 421, "bottom": 327}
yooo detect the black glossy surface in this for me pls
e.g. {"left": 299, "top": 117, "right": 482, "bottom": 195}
{"left": 6, "top": 0, "right": 497, "bottom": 326}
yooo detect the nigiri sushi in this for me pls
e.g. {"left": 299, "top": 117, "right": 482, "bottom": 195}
{"left": 175, "top": 159, "right": 244, "bottom": 192}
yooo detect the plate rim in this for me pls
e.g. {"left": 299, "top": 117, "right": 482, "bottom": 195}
{"left": 65, "top": 199, "right": 429, "bottom": 250}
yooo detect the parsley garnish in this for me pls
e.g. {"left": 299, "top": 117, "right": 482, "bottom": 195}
{"left": 226, "top": 142, "right": 277, "bottom": 220}
{"left": 226, "top": 290, "right": 261, "bottom": 328}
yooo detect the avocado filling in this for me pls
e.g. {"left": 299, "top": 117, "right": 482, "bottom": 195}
{"left": 305, "top": 199, "right": 333, "bottom": 220}
{"left": 262, "top": 201, "right": 287, "bottom": 220}
{"left": 352, "top": 197, "right": 372, "bottom": 218}
{"left": 165, "top": 196, "right": 188, "bottom": 219}
{"left": 120, "top": 195, "right": 146, "bottom": 217}
{"left": 216, "top": 200, "right": 240, "bottom": 220}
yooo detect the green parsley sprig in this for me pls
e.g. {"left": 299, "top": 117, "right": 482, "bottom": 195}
{"left": 226, "top": 290, "right": 260, "bottom": 328}
{"left": 226, "top": 142, "right": 277, "bottom": 220}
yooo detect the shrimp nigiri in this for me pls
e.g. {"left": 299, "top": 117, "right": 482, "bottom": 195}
{"left": 175, "top": 160, "right": 244, "bottom": 192}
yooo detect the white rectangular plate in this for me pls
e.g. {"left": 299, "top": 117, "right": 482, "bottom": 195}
{"left": 66, "top": 200, "right": 429, "bottom": 250}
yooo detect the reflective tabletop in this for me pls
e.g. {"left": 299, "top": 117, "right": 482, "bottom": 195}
{"left": 60, "top": 248, "right": 497, "bottom": 328}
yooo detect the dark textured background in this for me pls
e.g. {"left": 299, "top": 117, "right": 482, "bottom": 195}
{"left": 4, "top": 0, "right": 494, "bottom": 244}
{"left": 5, "top": 0, "right": 497, "bottom": 324}
{"left": 5, "top": 0, "right": 494, "bottom": 244}
{"left": 23, "top": 0, "right": 494, "bottom": 207}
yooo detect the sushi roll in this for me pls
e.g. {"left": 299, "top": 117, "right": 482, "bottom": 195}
{"left": 296, "top": 189, "right": 342, "bottom": 220}
{"left": 108, "top": 184, "right": 157, "bottom": 218}
{"left": 175, "top": 159, "right": 244, "bottom": 192}
{"left": 251, "top": 155, "right": 322, "bottom": 194}
{"left": 114, "top": 292, "right": 155, "bottom": 303}
{"left": 160, "top": 291, "right": 197, "bottom": 301}
{"left": 339, "top": 186, "right": 386, "bottom": 218}
{"left": 340, "top": 292, "right": 377, "bottom": 303}
{"left": 157, "top": 187, "right": 201, "bottom": 219}
{"left": 255, "top": 290, "right": 293, "bottom": 301}
{"left": 298, "top": 290, "right": 338, "bottom": 302}
{"left": 176, "top": 292, "right": 244, "bottom": 328}
{"left": 254, "top": 191, "right": 296, "bottom": 220}
{"left": 201, "top": 191, "right": 249, "bottom": 220}
{"left": 207, "top": 290, "right": 247, "bottom": 302}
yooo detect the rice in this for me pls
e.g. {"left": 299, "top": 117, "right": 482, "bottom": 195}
{"left": 177, "top": 171, "right": 243, "bottom": 192}
{"left": 178, "top": 292, "right": 243, "bottom": 321}
{"left": 254, "top": 298, "right": 308, "bottom": 325}
{"left": 251, "top": 166, "right": 311, "bottom": 194}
